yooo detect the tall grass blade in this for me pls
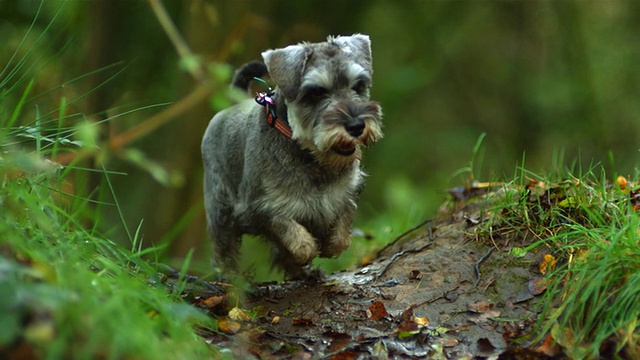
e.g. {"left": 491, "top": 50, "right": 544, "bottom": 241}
{"left": 5, "top": 78, "right": 34, "bottom": 129}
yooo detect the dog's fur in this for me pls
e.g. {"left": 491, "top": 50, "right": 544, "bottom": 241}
{"left": 202, "top": 34, "right": 383, "bottom": 279}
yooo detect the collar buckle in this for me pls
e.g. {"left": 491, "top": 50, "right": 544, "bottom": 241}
{"left": 254, "top": 83, "right": 293, "bottom": 139}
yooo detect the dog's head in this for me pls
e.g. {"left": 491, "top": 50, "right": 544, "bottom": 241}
{"left": 262, "top": 34, "right": 383, "bottom": 170}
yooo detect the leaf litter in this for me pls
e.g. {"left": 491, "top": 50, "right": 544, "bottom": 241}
{"left": 180, "top": 177, "right": 640, "bottom": 359}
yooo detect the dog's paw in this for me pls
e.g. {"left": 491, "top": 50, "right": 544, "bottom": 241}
{"left": 289, "top": 237, "right": 319, "bottom": 264}
{"left": 281, "top": 222, "right": 319, "bottom": 264}
{"left": 321, "top": 234, "right": 351, "bottom": 258}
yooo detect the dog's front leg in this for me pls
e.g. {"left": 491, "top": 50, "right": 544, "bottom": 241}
{"left": 269, "top": 217, "right": 319, "bottom": 265}
{"left": 320, "top": 215, "right": 352, "bottom": 258}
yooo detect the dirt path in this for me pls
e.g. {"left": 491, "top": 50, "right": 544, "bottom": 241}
{"left": 200, "top": 195, "right": 551, "bottom": 359}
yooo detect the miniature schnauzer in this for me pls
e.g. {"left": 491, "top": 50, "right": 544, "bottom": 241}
{"left": 202, "top": 34, "right": 383, "bottom": 280}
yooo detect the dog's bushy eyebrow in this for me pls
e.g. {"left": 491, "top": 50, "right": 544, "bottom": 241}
{"left": 345, "top": 63, "right": 368, "bottom": 78}
{"left": 351, "top": 75, "right": 371, "bottom": 85}
{"left": 301, "top": 68, "right": 333, "bottom": 90}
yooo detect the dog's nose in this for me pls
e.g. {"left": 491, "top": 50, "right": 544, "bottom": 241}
{"left": 345, "top": 118, "right": 365, "bottom": 137}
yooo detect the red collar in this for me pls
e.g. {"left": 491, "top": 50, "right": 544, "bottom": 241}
{"left": 255, "top": 90, "right": 293, "bottom": 139}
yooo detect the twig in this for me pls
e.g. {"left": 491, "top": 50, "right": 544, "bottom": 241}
{"left": 375, "top": 218, "right": 433, "bottom": 258}
{"left": 373, "top": 239, "right": 433, "bottom": 283}
{"left": 415, "top": 285, "right": 461, "bottom": 309}
{"left": 109, "top": 85, "right": 211, "bottom": 149}
{"left": 147, "top": 0, "right": 208, "bottom": 84}
{"left": 473, "top": 249, "right": 493, "bottom": 287}
{"left": 156, "top": 263, "right": 227, "bottom": 294}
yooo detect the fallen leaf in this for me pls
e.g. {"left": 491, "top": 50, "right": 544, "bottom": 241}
{"left": 396, "top": 306, "right": 431, "bottom": 340}
{"left": 397, "top": 328, "right": 420, "bottom": 340}
{"left": 539, "top": 254, "right": 556, "bottom": 275}
{"left": 441, "top": 337, "right": 459, "bottom": 347}
{"left": 218, "top": 318, "right": 241, "bottom": 334}
{"left": 468, "top": 309, "right": 501, "bottom": 325}
{"left": 413, "top": 316, "right": 429, "bottom": 327}
{"left": 201, "top": 295, "right": 226, "bottom": 308}
{"left": 426, "top": 326, "right": 450, "bottom": 337}
{"left": 361, "top": 255, "right": 373, "bottom": 265}
{"left": 397, "top": 318, "right": 418, "bottom": 333}
{"left": 535, "top": 334, "right": 561, "bottom": 357}
{"left": 371, "top": 340, "right": 388, "bottom": 360}
{"left": 292, "top": 318, "right": 313, "bottom": 326}
{"left": 400, "top": 306, "right": 414, "bottom": 322}
{"left": 271, "top": 316, "right": 280, "bottom": 324}
{"left": 228, "top": 307, "right": 251, "bottom": 321}
{"left": 526, "top": 179, "right": 545, "bottom": 190}
{"left": 329, "top": 350, "right": 359, "bottom": 360}
{"left": 468, "top": 300, "right": 493, "bottom": 313}
{"left": 429, "top": 342, "right": 446, "bottom": 360}
{"left": 366, "top": 301, "right": 390, "bottom": 321}
{"left": 325, "top": 332, "right": 351, "bottom": 353}
{"left": 617, "top": 175, "right": 628, "bottom": 191}
{"left": 528, "top": 277, "right": 547, "bottom": 296}
{"left": 397, "top": 306, "right": 418, "bottom": 333}
{"left": 409, "top": 269, "right": 422, "bottom": 280}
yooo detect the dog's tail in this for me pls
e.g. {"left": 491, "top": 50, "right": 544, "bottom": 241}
{"left": 231, "top": 61, "right": 268, "bottom": 91}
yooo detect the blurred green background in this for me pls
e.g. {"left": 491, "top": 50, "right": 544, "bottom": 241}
{"left": 2, "top": 1, "right": 639, "bottom": 276}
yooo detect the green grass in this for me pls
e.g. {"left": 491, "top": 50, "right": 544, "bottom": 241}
{"left": 0, "top": 141, "right": 224, "bottom": 360}
{"left": 0, "top": 8, "right": 221, "bottom": 357}
{"left": 474, "top": 160, "right": 640, "bottom": 358}
{"left": 0, "top": 124, "right": 220, "bottom": 360}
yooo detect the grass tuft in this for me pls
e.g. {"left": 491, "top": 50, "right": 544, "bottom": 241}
{"left": 474, "top": 162, "right": 640, "bottom": 358}
{"left": 0, "top": 148, "right": 219, "bottom": 359}
{"left": 0, "top": 7, "right": 219, "bottom": 357}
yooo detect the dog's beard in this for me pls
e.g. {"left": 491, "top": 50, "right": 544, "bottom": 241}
{"left": 288, "top": 100, "right": 383, "bottom": 171}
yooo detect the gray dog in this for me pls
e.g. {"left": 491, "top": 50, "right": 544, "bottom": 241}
{"left": 201, "top": 34, "right": 383, "bottom": 280}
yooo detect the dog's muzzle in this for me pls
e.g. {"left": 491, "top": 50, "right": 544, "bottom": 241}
{"left": 333, "top": 118, "right": 365, "bottom": 156}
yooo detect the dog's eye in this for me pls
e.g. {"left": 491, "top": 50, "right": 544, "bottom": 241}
{"left": 304, "top": 86, "right": 329, "bottom": 100}
{"left": 351, "top": 81, "right": 368, "bottom": 95}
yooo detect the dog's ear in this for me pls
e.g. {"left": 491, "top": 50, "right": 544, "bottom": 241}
{"left": 262, "top": 45, "right": 310, "bottom": 101}
{"left": 332, "top": 34, "right": 372, "bottom": 72}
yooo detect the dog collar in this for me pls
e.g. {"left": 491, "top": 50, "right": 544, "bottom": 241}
{"left": 255, "top": 89, "right": 293, "bottom": 139}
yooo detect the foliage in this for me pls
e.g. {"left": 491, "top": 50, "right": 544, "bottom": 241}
{"left": 474, "top": 167, "right": 640, "bottom": 358}
{"left": 0, "top": 150, "right": 220, "bottom": 359}
{"left": 0, "top": 6, "right": 219, "bottom": 358}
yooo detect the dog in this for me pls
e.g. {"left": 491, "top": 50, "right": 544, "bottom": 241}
{"left": 201, "top": 34, "right": 383, "bottom": 280}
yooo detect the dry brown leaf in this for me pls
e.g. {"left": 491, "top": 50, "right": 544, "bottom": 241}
{"left": 468, "top": 309, "right": 501, "bottom": 325}
{"left": 292, "top": 318, "right": 313, "bottom": 326}
{"left": 535, "top": 334, "right": 561, "bottom": 357}
{"left": 201, "top": 295, "right": 226, "bottom": 308}
{"left": 366, "top": 300, "right": 390, "bottom": 321}
{"left": 218, "top": 318, "right": 241, "bottom": 334}
{"left": 539, "top": 254, "right": 556, "bottom": 275}
{"left": 528, "top": 277, "right": 547, "bottom": 296}
{"left": 413, "top": 316, "right": 429, "bottom": 327}
{"left": 468, "top": 300, "right": 493, "bottom": 313}
{"left": 442, "top": 337, "right": 459, "bottom": 347}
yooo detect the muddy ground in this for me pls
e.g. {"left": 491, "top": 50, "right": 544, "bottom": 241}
{"left": 194, "top": 192, "right": 554, "bottom": 359}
